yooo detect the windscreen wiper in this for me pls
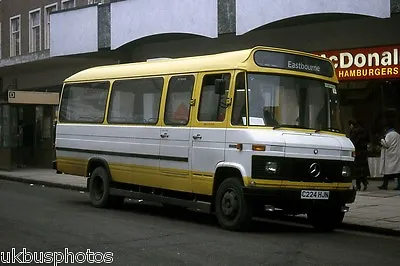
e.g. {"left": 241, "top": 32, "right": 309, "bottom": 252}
{"left": 315, "top": 127, "right": 341, "bottom": 133}
{"left": 273, "top": 124, "right": 311, "bottom": 130}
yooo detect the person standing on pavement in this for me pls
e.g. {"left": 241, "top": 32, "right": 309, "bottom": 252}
{"left": 378, "top": 119, "right": 400, "bottom": 190}
{"left": 348, "top": 120, "right": 369, "bottom": 191}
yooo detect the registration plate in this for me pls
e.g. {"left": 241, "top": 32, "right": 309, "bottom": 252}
{"left": 301, "top": 190, "right": 329, "bottom": 200}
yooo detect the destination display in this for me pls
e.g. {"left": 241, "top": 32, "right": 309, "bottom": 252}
{"left": 254, "top": 50, "right": 334, "bottom": 77}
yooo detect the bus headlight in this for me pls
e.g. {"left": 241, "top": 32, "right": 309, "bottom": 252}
{"left": 266, "top": 162, "right": 279, "bottom": 174}
{"left": 342, "top": 166, "right": 351, "bottom": 177}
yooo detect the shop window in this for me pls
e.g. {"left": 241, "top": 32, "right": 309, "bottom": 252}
{"left": 108, "top": 77, "right": 163, "bottom": 124}
{"left": 0, "top": 105, "right": 19, "bottom": 148}
{"left": 382, "top": 82, "right": 400, "bottom": 111}
{"left": 0, "top": 106, "right": 2, "bottom": 147}
{"left": 198, "top": 73, "right": 231, "bottom": 122}
{"left": 164, "top": 75, "right": 195, "bottom": 126}
{"left": 59, "top": 82, "right": 109, "bottom": 123}
{"left": 42, "top": 109, "right": 53, "bottom": 140}
{"left": 0, "top": 22, "right": 2, "bottom": 59}
{"left": 231, "top": 72, "right": 247, "bottom": 126}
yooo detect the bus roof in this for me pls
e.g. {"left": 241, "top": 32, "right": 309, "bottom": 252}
{"left": 64, "top": 46, "right": 334, "bottom": 83}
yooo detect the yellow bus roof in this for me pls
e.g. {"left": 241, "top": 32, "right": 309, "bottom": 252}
{"left": 64, "top": 46, "right": 334, "bottom": 83}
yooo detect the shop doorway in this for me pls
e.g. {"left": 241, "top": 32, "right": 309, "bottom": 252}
{"left": 1, "top": 90, "right": 59, "bottom": 170}
{"left": 18, "top": 105, "right": 35, "bottom": 167}
{"left": 17, "top": 105, "right": 56, "bottom": 168}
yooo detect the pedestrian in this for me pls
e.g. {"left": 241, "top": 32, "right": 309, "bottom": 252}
{"left": 348, "top": 120, "right": 369, "bottom": 190}
{"left": 378, "top": 119, "right": 400, "bottom": 190}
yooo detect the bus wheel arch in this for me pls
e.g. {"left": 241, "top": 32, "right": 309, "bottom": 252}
{"left": 86, "top": 157, "right": 111, "bottom": 178}
{"left": 212, "top": 166, "right": 244, "bottom": 205}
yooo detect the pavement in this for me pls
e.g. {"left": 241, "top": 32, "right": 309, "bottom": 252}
{"left": 1, "top": 179, "right": 399, "bottom": 265}
{"left": 0, "top": 168, "right": 399, "bottom": 236}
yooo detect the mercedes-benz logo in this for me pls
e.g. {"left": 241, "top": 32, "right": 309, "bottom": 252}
{"left": 309, "top": 163, "right": 321, "bottom": 178}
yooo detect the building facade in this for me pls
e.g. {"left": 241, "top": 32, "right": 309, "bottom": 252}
{"left": 0, "top": 0, "right": 116, "bottom": 170}
{"left": 0, "top": 0, "right": 399, "bottom": 170}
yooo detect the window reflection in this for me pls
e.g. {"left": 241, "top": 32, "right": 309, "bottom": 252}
{"left": 246, "top": 73, "right": 341, "bottom": 132}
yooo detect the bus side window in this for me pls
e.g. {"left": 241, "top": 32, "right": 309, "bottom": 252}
{"left": 108, "top": 77, "right": 163, "bottom": 124}
{"left": 231, "top": 72, "right": 247, "bottom": 126}
{"left": 59, "top": 82, "right": 110, "bottom": 123}
{"left": 164, "top": 75, "right": 195, "bottom": 126}
{"left": 198, "top": 73, "right": 231, "bottom": 122}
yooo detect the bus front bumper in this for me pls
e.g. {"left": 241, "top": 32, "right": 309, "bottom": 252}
{"left": 242, "top": 186, "right": 356, "bottom": 212}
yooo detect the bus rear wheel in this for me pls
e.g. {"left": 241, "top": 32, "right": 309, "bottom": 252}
{"left": 307, "top": 206, "right": 345, "bottom": 232}
{"left": 215, "top": 177, "right": 253, "bottom": 230}
{"left": 89, "top": 167, "right": 124, "bottom": 209}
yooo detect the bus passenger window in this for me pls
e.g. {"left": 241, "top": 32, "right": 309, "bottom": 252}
{"left": 108, "top": 77, "right": 163, "bottom": 124}
{"left": 164, "top": 75, "right": 195, "bottom": 126}
{"left": 59, "top": 82, "right": 110, "bottom": 123}
{"left": 231, "top": 73, "right": 247, "bottom": 126}
{"left": 198, "top": 73, "right": 231, "bottom": 122}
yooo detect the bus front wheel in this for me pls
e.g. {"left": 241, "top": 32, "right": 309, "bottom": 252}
{"left": 89, "top": 167, "right": 124, "bottom": 208}
{"left": 215, "top": 177, "right": 253, "bottom": 230}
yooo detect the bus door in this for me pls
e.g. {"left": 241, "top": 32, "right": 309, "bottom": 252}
{"left": 190, "top": 72, "right": 232, "bottom": 195}
{"left": 160, "top": 74, "right": 196, "bottom": 192}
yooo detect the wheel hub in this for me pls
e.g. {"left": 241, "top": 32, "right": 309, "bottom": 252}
{"left": 221, "top": 190, "right": 239, "bottom": 216}
{"left": 93, "top": 177, "right": 104, "bottom": 201}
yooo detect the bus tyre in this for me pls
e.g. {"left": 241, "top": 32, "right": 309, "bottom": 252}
{"left": 215, "top": 177, "right": 253, "bottom": 231}
{"left": 89, "top": 167, "right": 124, "bottom": 209}
{"left": 307, "top": 207, "right": 345, "bottom": 232}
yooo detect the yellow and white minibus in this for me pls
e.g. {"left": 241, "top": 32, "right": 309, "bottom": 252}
{"left": 55, "top": 46, "right": 356, "bottom": 231}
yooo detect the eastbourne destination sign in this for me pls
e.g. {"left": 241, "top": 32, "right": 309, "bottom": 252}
{"left": 316, "top": 45, "right": 400, "bottom": 81}
{"left": 254, "top": 50, "right": 334, "bottom": 77}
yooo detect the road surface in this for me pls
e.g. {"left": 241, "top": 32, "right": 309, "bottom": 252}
{"left": 0, "top": 179, "right": 399, "bottom": 265}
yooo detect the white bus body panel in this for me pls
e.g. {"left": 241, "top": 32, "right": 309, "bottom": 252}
{"left": 56, "top": 123, "right": 354, "bottom": 190}
{"left": 159, "top": 126, "right": 191, "bottom": 191}
{"left": 225, "top": 128, "right": 354, "bottom": 179}
{"left": 56, "top": 124, "right": 161, "bottom": 184}
{"left": 190, "top": 127, "right": 227, "bottom": 194}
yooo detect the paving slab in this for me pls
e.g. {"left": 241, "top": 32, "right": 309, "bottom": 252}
{"left": 0, "top": 168, "right": 86, "bottom": 191}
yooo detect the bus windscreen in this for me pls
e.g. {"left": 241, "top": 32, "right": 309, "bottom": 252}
{"left": 254, "top": 50, "right": 334, "bottom": 78}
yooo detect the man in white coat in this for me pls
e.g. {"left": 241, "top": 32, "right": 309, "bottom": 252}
{"left": 378, "top": 120, "right": 400, "bottom": 190}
